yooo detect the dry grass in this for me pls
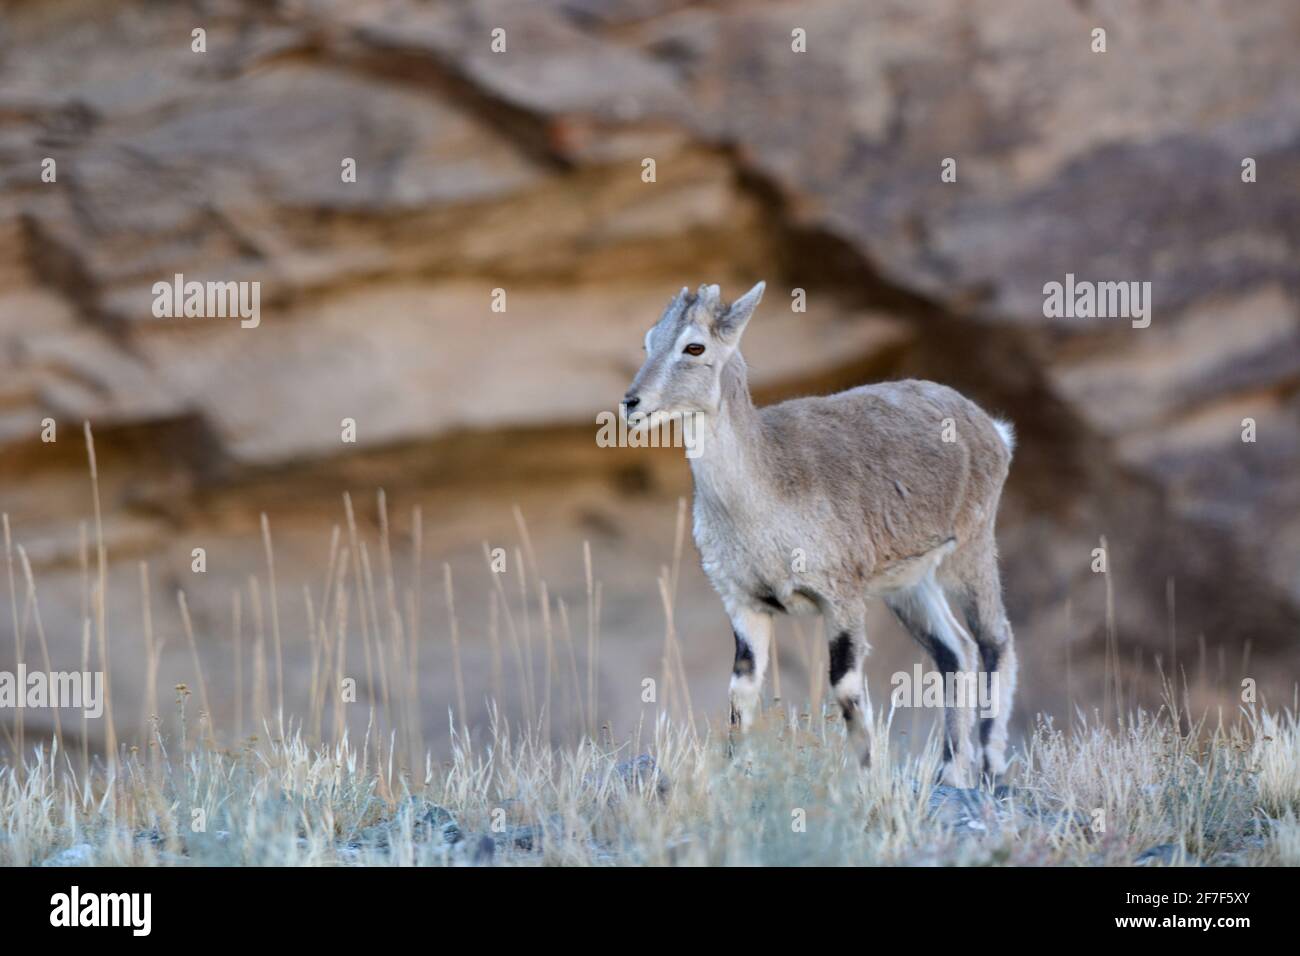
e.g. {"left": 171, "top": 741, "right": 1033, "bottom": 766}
{"left": 1, "top": 427, "right": 1297, "bottom": 867}
{"left": 1, "top": 699, "right": 1297, "bottom": 866}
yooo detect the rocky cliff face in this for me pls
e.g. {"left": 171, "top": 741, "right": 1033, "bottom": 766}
{"left": 2, "top": 0, "right": 1297, "bottom": 751}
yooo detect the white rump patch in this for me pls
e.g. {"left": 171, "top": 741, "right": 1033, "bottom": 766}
{"left": 992, "top": 418, "right": 1016, "bottom": 455}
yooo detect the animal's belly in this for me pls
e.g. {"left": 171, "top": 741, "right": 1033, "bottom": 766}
{"left": 737, "top": 574, "right": 824, "bottom": 616}
{"left": 781, "top": 589, "right": 821, "bottom": 616}
{"left": 863, "top": 537, "right": 958, "bottom": 597}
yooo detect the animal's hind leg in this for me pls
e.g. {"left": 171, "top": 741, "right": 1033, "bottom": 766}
{"left": 824, "top": 607, "right": 872, "bottom": 766}
{"left": 886, "top": 575, "right": 980, "bottom": 787}
{"left": 944, "top": 548, "right": 1017, "bottom": 779}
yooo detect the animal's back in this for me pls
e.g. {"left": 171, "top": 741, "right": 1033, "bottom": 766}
{"left": 756, "top": 379, "right": 1011, "bottom": 564}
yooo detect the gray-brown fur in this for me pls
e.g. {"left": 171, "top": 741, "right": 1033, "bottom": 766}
{"left": 623, "top": 282, "right": 1017, "bottom": 785}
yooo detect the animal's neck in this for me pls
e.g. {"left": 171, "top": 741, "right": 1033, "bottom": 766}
{"left": 689, "top": 352, "right": 767, "bottom": 507}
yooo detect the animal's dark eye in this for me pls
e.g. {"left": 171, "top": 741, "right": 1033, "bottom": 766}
{"left": 683, "top": 343, "right": 705, "bottom": 356}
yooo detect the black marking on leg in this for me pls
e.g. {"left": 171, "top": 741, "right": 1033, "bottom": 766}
{"left": 828, "top": 632, "right": 855, "bottom": 686}
{"left": 839, "top": 695, "right": 860, "bottom": 723}
{"left": 978, "top": 642, "right": 1000, "bottom": 678}
{"left": 889, "top": 604, "right": 938, "bottom": 659}
{"left": 977, "top": 641, "right": 1000, "bottom": 746}
{"left": 929, "top": 638, "right": 959, "bottom": 679}
{"left": 755, "top": 590, "right": 786, "bottom": 614}
{"left": 929, "top": 638, "right": 961, "bottom": 769}
{"left": 732, "top": 630, "right": 755, "bottom": 677}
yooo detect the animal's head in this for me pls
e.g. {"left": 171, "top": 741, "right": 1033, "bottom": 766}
{"left": 622, "top": 281, "right": 765, "bottom": 422}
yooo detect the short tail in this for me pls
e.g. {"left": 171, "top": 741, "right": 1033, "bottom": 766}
{"left": 992, "top": 418, "right": 1016, "bottom": 456}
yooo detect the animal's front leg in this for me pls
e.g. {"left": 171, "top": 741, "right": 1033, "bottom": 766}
{"left": 727, "top": 606, "right": 773, "bottom": 746}
{"left": 825, "top": 608, "right": 872, "bottom": 767}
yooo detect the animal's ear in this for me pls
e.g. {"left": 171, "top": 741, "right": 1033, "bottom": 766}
{"left": 713, "top": 281, "right": 765, "bottom": 343}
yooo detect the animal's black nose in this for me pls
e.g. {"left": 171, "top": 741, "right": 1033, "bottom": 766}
{"left": 622, "top": 394, "right": 640, "bottom": 411}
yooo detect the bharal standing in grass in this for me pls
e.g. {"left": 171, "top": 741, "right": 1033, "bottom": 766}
{"left": 621, "top": 282, "right": 1017, "bottom": 786}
